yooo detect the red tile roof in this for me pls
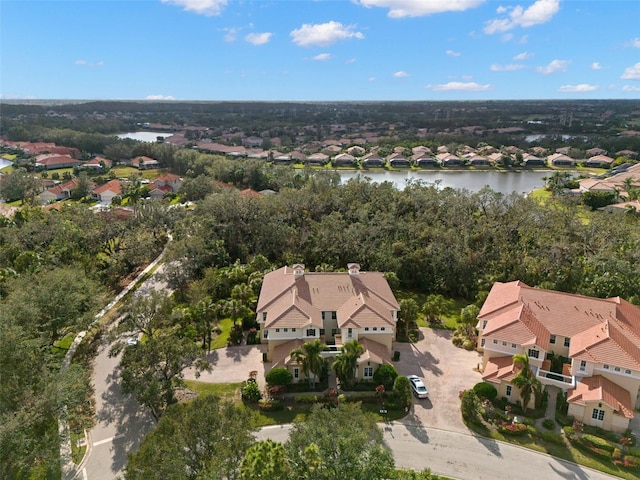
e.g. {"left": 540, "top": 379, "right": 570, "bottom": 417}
{"left": 568, "top": 375, "right": 634, "bottom": 419}
{"left": 482, "top": 356, "right": 519, "bottom": 383}
{"left": 92, "top": 179, "right": 122, "bottom": 195}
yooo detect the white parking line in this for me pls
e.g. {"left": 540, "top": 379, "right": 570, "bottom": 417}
{"left": 82, "top": 467, "right": 88, "bottom": 480}
{"left": 92, "top": 436, "right": 115, "bottom": 447}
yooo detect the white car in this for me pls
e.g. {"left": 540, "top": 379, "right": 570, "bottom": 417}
{"left": 407, "top": 375, "right": 429, "bottom": 399}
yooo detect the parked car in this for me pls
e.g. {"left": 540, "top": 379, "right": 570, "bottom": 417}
{"left": 407, "top": 375, "right": 429, "bottom": 399}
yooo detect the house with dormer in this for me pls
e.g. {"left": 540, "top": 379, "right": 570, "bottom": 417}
{"left": 477, "top": 281, "right": 640, "bottom": 433}
{"left": 256, "top": 264, "right": 400, "bottom": 383}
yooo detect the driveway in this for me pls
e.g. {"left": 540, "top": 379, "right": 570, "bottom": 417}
{"left": 393, "top": 328, "right": 483, "bottom": 433}
{"left": 183, "top": 344, "right": 268, "bottom": 389}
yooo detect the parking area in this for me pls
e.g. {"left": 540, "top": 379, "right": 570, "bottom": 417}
{"left": 393, "top": 328, "right": 482, "bottom": 433}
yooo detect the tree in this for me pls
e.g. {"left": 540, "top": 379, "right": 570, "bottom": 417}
{"left": 332, "top": 339, "right": 365, "bottom": 389}
{"left": 422, "top": 294, "right": 448, "bottom": 326}
{"left": 290, "top": 339, "right": 326, "bottom": 388}
{"left": 119, "top": 290, "right": 173, "bottom": 340}
{"left": 125, "top": 395, "right": 255, "bottom": 480}
{"left": 373, "top": 364, "right": 398, "bottom": 390}
{"left": 265, "top": 367, "right": 293, "bottom": 387}
{"left": 285, "top": 403, "right": 394, "bottom": 480}
{"left": 398, "top": 298, "right": 419, "bottom": 340}
{"left": 240, "top": 440, "right": 292, "bottom": 480}
{"left": 70, "top": 171, "right": 92, "bottom": 199}
{"left": 119, "top": 333, "right": 210, "bottom": 421}
{"left": 0, "top": 167, "right": 42, "bottom": 204}
{"left": 511, "top": 353, "right": 542, "bottom": 413}
{"left": 393, "top": 375, "right": 412, "bottom": 409}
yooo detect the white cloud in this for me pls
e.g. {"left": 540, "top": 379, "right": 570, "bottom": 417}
{"left": 627, "top": 38, "right": 640, "bottom": 48}
{"left": 75, "top": 60, "right": 104, "bottom": 67}
{"left": 393, "top": 71, "right": 410, "bottom": 78}
{"left": 345, "top": 58, "right": 357, "bottom": 64}
{"left": 496, "top": 6, "right": 508, "bottom": 14}
{"left": 425, "top": 81, "right": 493, "bottom": 91}
{"left": 368, "top": 77, "right": 377, "bottom": 82}
{"left": 355, "top": 0, "right": 484, "bottom": 18}
{"left": 161, "top": 0, "right": 227, "bottom": 16}
{"left": 558, "top": 84, "right": 598, "bottom": 93}
{"left": 145, "top": 95, "right": 176, "bottom": 100}
{"left": 513, "top": 51, "right": 532, "bottom": 60}
{"left": 313, "top": 53, "right": 333, "bottom": 61}
{"left": 591, "top": 62, "right": 602, "bottom": 70}
{"left": 621, "top": 63, "right": 640, "bottom": 80}
{"left": 222, "top": 27, "right": 239, "bottom": 42}
{"left": 245, "top": 32, "right": 272, "bottom": 45}
{"left": 536, "top": 59, "right": 569, "bottom": 74}
{"left": 484, "top": 0, "right": 560, "bottom": 34}
{"left": 290, "top": 21, "right": 364, "bottom": 47}
{"left": 622, "top": 85, "right": 640, "bottom": 92}
{"left": 446, "top": 49, "right": 461, "bottom": 57}
{"left": 490, "top": 63, "right": 525, "bottom": 71}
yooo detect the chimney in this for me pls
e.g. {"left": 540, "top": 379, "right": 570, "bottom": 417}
{"left": 292, "top": 264, "right": 305, "bottom": 277}
{"left": 348, "top": 263, "right": 361, "bottom": 276}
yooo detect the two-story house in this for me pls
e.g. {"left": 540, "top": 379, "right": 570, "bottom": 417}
{"left": 477, "top": 281, "right": 640, "bottom": 433}
{"left": 256, "top": 264, "right": 400, "bottom": 383}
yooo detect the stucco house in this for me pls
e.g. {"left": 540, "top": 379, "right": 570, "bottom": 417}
{"left": 256, "top": 264, "right": 400, "bottom": 384}
{"left": 477, "top": 281, "right": 640, "bottom": 433}
{"left": 92, "top": 179, "right": 122, "bottom": 204}
{"left": 584, "top": 155, "right": 615, "bottom": 168}
{"left": 35, "top": 154, "right": 83, "bottom": 170}
{"left": 547, "top": 153, "right": 575, "bottom": 167}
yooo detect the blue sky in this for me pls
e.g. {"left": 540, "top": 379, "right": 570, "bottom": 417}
{"left": 1, "top": 0, "right": 639, "bottom": 101}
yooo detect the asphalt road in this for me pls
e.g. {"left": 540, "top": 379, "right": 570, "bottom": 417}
{"left": 256, "top": 422, "right": 619, "bottom": 480}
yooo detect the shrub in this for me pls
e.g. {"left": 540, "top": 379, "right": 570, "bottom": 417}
{"left": 393, "top": 375, "right": 412, "bottom": 408}
{"left": 460, "top": 389, "right": 481, "bottom": 422}
{"left": 581, "top": 434, "right": 616, "bottom": 453}
{"left": 294, "top": 394, "right": 318, "bottom": 404}
{"left": 265, "top": 367, "right": 293, "bottom": 387}
{"left": 563, "top": 426, "right": 574, "bottom": 437}
{"left": 542, "top": 418, "right": 555, "bottom": 430}
{"left": 462, "top": 339, "right": 476, "bottom": 350}
{"left": 623, "top": 455, "right": 639, "bottom": 468}
{"left": 373, "top": 364, "right": 398, "bottom": 390}
{"left": 613, "top": 448, "right": 622, "bottom": 460}
{"left": 241, "top": 380, "right": 262, "bottom": 402}
{"left": 343, "top": 392, "right": 380, "bottom": 404}
{"left": 472, "top": 382, "right": 498, "bottom": 401}
{"left": 540, "top": 431, "right": 565, "bottom": 445}
{"left": 452, "top": 336, "right": 464, "bottom": 347}
{"left": 258, "top": 399, "right": 283, "bottom": 411}
{"left": 498, "top": 422, "right": 528, "bottom": 435}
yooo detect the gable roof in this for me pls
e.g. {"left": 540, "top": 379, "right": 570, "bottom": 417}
{"left": 482, "top": 356, "right": 519, "bottom": 384}
{"left": 570, "top": 319, "right": 640, "bottom": 371}
{"left": 568, "top": 375, "right": 634, "bottom": 419}
{"left": 92, "top": 179, "right": 122, "bottom": 195}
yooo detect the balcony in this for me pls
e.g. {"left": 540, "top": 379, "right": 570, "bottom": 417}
{"left": 535, "top": 366, "right": 575, "bottom": 389}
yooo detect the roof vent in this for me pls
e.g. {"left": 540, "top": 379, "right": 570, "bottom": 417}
{"left": 348, "top": 263, "right": 361, "bottom": 275}
{"left": 292, "top": 264, "right": 305, "bottom": 277}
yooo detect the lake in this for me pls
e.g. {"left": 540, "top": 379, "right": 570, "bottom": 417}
{"left": 0, "top": 158, "right": 13, "bottom": 170}
{"left": 117, "top": 131, "right": 174, "bottom": 142}
{"left": 338, "top": 170, "right": 550, "bottom": 195}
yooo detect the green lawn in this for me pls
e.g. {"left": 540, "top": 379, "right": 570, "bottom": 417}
{"left": 184, "top": 380, "right": 241, "bottom": 401}
{"left": 110, "top": 166, "right": 162, "bottom": 179}
{"left": 210, "top": 318, "right": 235, "bottom": 349}
{"left": 52, "top": 332, "right": 76, "bottom": 357}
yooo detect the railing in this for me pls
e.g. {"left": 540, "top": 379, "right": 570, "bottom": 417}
{"left": 536, "top": 368, "right": 575, "bottom": 389}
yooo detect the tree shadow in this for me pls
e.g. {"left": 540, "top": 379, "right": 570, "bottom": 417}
{"left": 201, "top": 349, "right": 220, "bottom": 366}
{"left": 549, "top": 461, "right": 590, "bottom": 480}
{"left": 470, "top": 433, "right": 503, "bottom": 457}
{"left": 225, "top": 344, "right": 258, "bottom": 362}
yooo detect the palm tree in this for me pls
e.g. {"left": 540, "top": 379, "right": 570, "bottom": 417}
{"left": 511, "top": 353, "right": 542, "bottom": 413}
{"left": 290, "top": 339, "right": 326, "bottom": 388}
{"left": 332, "top": 339, "right": 365, "bottom": 389}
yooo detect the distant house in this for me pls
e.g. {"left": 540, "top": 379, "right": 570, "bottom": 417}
{"left": 578, "top": 178, "right": 618, "bottom": 193}
{"left": 584, "top": 155, "right": 614, "bottom": 168}
{"left": 437, "top": 153, "right": 463, "bottom": 167}
{"left": 615, "top": 150, "right": 638, "bottom": 159}
{"left": 601, "top": 200, "right": 640, "bottom": 213}
{"left": 522, "top": 154, "right": 546, "bottom": 167}
{"left": 361, "top": 152, "right": 385, "bottom": 167}
{"left": 586, "top": 147, "right": 607, "bottom": 158}
{"left": 467, "top": 154, "right": 490, "bottom": 166}
{"left": 35, "top": 154, "right": 83, "bottom": 170}
{"left": 346, "top": 145, "right": 366, "bottom": 156}
{"left": 386, "top": 153, "right": 411, "bottom": 168}
{"left": 412, "top": 152, "right": 437, "bottom": 167}
{"left": 412, "top": 145, "right": 432, "bottom": 156}
{"left": 306, "top": 153, "right": 329, "bottom": 166}
{"left": 153, "top": 173, "right": 182, "bottom": 192}
{"left": 547, "top": 153, "right": 575, "bottom": 167}
{"left": 92, "top": 179, "right": 122, "bottom": 204}
{"left": 272, "top": 153, "right": 292, "bottom": 165}
{"left": 333, "top": 153, "right": 357, "bottom": 167}
{"left": 83, "top": 156, "right": 112, "bottom": 170}
{"left": 290, "top": 151, "right": 307, "bottom": 164}
{"left": 130, "top": 156, "right": 159, "bottom": 170}
{"left": 39, "top": 178, "right": 82, "bottom": 204}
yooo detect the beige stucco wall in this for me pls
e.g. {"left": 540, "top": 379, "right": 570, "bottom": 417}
{"left": 567, "top": 402, "right": 630, "bottom": 433}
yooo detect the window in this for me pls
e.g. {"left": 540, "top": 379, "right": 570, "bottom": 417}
{"left": 263, "top": 330, "right": 268, "bottom": 339}
{"left": 306, "top": 329, "right": 316, "bottom": 337}
{"left": 381, "top": 327, "right": 385, "bottom": 331}
{"left": 363, "top": 367, "right": 373, "bottom": 378}
{"left": 579, "top": 360, "right": 587, "bottom": 371}
{"left": 331, "top": 312, "right": 337, "bottom": 320}
{"left": 347, "top": 328, "right": 353, "bottom": 338}
{"left": 275, "top": 328, "right": 280, "bottom": 333}
{"left": 292, "top": 328, "right": 296, "bottom": 332}
{"left": 603, "top": 364, "right": 609, "bottom": 370}
{"left": 592, "top": 408, "right": 605, "bottom": 421}
{"left": 482, "top": 320, "right": 487, "bottom": 329}
{"left": 319, "top": 329, "right": 325, "bottom": 335}
{"left": 506, "top": 385, "right": 512, "bottom": 396}
{"left": 262, "top": 312, "right": 267, "bottom": 322}
{"left": 373, "top": 327, "right": 378, "bottom": 331}
{"left": 294, "top": 368, "right": 299, "bottom": 379}
{"left": 625, "top": 369, "right": 632, "bottom": 375}
{"left": 511, "top": 343, "right": 517, "bottom": 349}
{"left": 502, "top": 341, "right": 507, "bottom": 346}
{"left": 614, "top": 367, "right": 621, "bottom": 372}
{"left": 493, "top": 339, "right": 498, "bottom": 344}
{"left": 364, "top": 327, "right": 369, "bottom": 331}
{"left": 284, "top": 328, "right": 288, "bottom": 333}
{"left": 528, "top": 348, "right": 539, "bottom": 359}
{"left": 549, "top": 335, "right": 556, "bottom": 344}
{"left": 564, "top": 337, "right": 570, "bottom": 348}
{"left": 481, "top": 338, "right": 486, "bottom": 347}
